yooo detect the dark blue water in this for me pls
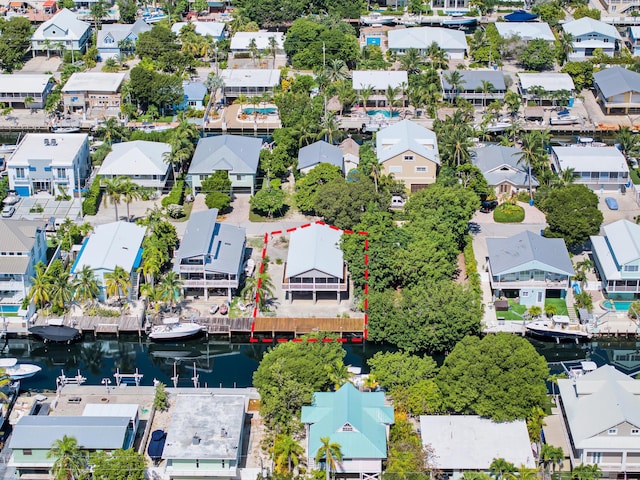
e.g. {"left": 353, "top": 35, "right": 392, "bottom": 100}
{"left": 2, "top": 334, "right": 638, "bottom": 391}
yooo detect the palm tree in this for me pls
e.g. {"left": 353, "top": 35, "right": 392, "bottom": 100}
{"left": 515, "top": 131, "right": 546, "bottom": 202}
{"left": 558, "top": 32, "right": 574, "bottom": 66}
{"left": 267, "top": 35, "right": 279, "bottom": 69}
{"left": 615, "top": 126, "right": 640, "bottom": 162}
{"left": 273, "top": 434, "right": 304, "bottom": 474}
{"left": 325, "top": 59, "right": 350, "bottom": 83}
{"left": 571, "top": 464, "right": 602, "bottom": 480}
{"left": 96, "top": 117, "right": 127, "bottom": 145}
{"left": 539, "top": 444, "right": 564, "bottom": 480}
{"left": 101, "top": 176, "right": 125, "bottom": 221}
{"left": 120, "top": 178, "right": 143, "bottom": 222}
{"left": 159, "top": 271, "right": 182, "bottom": 309}
{"left": 49, "top": 272, "right": 72, "bottom": 313}
{"left": 363, "top": 374, "right": 378, "bottom": 392}
{"left": 29, "top": 262, "right": 51, "bottom": 309}
{"left": 385, "top": 85, "right": 400, "bottom": 119}
{"left": 545, "top": 303, "right": 557, "bottom": 318}
{"left": 444, "top": 70, "right": 465, "bottom": 101}
{"left": 89, "top": 0, "right": 107, "bottom": 31}
{"left": 358, "top": 85, "right": 374, "bottom": 114}
{"left": 248, "top": 38, "right": 259, "bottom": 66}
{"left": 479, "top": 80, "right": 495, "bottom": 108}
{"left": 72, "top": 265, "right": 100, "bottom": 305}
{"left": 426, "top": 42, "right": 448, "bottom": 70}
{"left": 527, "top": 305, "right": 542, "bottom": 318}
{"left": 315, "top": 437, "right": 343, "bottom": 480}
{"left": 505, "top": 466, "right": 538, "bottom": 480}
{"left": 326, "top": 360, "right": 350, "bottom": 390}
{"left": 241, "top": 270, "right": 275, "bottom": 311}
{"left": 335, "top": 81, "right": 355, "bottom": 117}
{"left": 48, "top": 435, "right": 87, "bottom": 480}
{"left": 204, "top": 73, "right": 225, "bottom": 113}
{"left": 104, "top": 266, "right": 131, "bottom": 302}
{"left": 400, "top": 47, "right": 423, "bottom": 75}
{"left": 557, "top": 167, "right": 579, "bottom": 187}
{"left": 318, "top": 112, "right": 343, "bottom": 144}
{"left": 490, "top": 458, "right": 516, "bottom": 480}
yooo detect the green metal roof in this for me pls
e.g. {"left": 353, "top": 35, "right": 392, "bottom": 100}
{"left": 301, "top": 383, "right": 394, "bottom": 460}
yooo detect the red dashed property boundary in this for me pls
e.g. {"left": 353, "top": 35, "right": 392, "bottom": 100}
{"left": 249, "top": 220, "right": 369, "bottom": 344}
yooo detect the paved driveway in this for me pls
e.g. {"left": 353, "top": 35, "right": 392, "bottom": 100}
{"left": 596, "top": 191, "right": 639, "bottom": 225}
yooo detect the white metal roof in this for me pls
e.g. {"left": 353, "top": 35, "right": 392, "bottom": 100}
{"left": 83, "top": 403, "right": 139, "bottom": 422}
{"left": 552, "top": 146, "right": 629, "bottom": 173}
{"left": 98, "top": 140, "right": 171, "bottom": 176}
{"left": 562, "top": 17, "right": 621, "bottom": 40}
{"left": 388, "top": 27, "right": 467, "bottom": 51}
{"left": 419, "top": 416, "right": 535, "bottom": 470}
{"left": 230, "top": 31, "right": 284, "bottom": 50}
{"left": 32, "top": 8, "right": 90, "bottom": 41}
{"left": 62, "top": 72, "right": 126, "bottom": 93}
{"left": 495, "top": 21, "right": 555, "bottom": 41}
{"left": 8, "top": 133, "right": 88, "bottom": 167}
{"left": 286, "top": 223, "right": 344, "bottom": 279}
{"left": 0, "top": 74, "right": 52, "bottom": 95}
{"left": 518, "top": 72, "right": 575, "bottom": 92}
{"left": 376, "top": 119, "right": 439, "bottom": 164}
{"left": 352, "top": 70, "right": 408, "bottom": 91}
{"left": 172, "top": 21, "right": 225, "bottom": 38}
{"left": 220, "top": 69, "right": 280, "bottom": 88}
{"left": 601, "top": 219, "right": 640, "bottom": 266}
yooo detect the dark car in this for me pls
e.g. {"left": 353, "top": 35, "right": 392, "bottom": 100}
{"left": 480, "top": 200, "right": 498, "bottom": 213}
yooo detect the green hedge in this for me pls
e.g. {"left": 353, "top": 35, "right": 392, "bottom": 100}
{"left": 82, "top": 179, "right": 102, "bottom": 215}
{"left": 464, "top": 234, "right": 482, "bottom": 302}
{"left": 162, "top": 180, "right": 184, "bottom": 207}
{"left": 493, "top": 203, "right": 525, "bottom": 223}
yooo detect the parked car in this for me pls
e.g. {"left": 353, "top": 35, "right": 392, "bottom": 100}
{"left": 605, "top": 197, "right": 619, "bottom": 210}
{"left": 480, "top": 200, "right": 499, "bottom": 213}
{"left": 2, "top": 205, "right": 15, "bottom": 218}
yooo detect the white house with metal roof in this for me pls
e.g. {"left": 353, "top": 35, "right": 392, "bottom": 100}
{"left": 71, "top": 221, "right": 147, "bottom": 301}
{"left": 557, "top": 365, "right": 640, "bottom": 474}
{"left": 83, "top": 403, "right": 140, "bottom": 432}
{"left": 486, "top": 231, "right": 575, "bottom": 307}
{"left": 188, "top": 135, "right": 262, "bottom": 195}
{"left": 62, "top": 72, "right": 126, "bottom": 115}
{"left": 420, "top": 416, "right": 535, "bottom": 480}
{"left": 441, "top": 70, "right": 507, "bottom": 104}
{"left": 220, "top": 69, "right": 281, "bottom": 104}
{"left": 352, "top": 70, "right": 408, "bottom": 109}
{"left": 495, "top": 21, "right": 555, "bottom": 42}
{"left": 0, "top": 74, "right": 54, "bottom": 109}
{"left": 7, "top": 133, "right": 91, "bottom": 198}
{"left": 550, "top": 146, "right": 629, "bottom": 192}
{"left": 471, "top": 145, "right": 539, "bottom": 196}
{"left": 9, "top": 416, "right": 134, "bottom": 476}
{"left": 98, "top": 140, "right": 171, "bottom": 190}
{"left": 388, "top": 27, "right": 468, "bottom": 59}
{"left": 97, "top": 19, "right": 151, "bottom": 60}
{"left": 297, "top": 141, "right": 344, "bottom": 174}
{"left": 31, "top": 8, "right": 91, "bottom": 57}
{"left": 173, "top": 209, "right": 246, "bottom": 301}
{"left": 593, "top": 66, "right": 640, "bottom": 114}
{"left": 562, "top": 17, "right": 621, "bottom": 60}
{"left": 591, "top": 220, "right": 640, "bottom": 298}
{"left": 171, "top": 21, "right": 225, "bottom": 40}
{"left": 230, "top": 31, "right": 284, "bottom": 55}
{"left": 163, "top": 394, "right": 245, "bottom": 480}
{"left": 518, "top": 73, "right": 576, "bottom": 103}
{"left": 376, "top": 120, "right": 439, "bottom": 192}
{"left": 284, "top": 223, "right": 347, "bottom": 303}
{"left": 0, "top": 219, "right": 47, "bottom": 317}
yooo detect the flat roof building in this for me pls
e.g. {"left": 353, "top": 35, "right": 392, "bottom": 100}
{"left": 0, "top": 74, "right": 54, "bottom": 109}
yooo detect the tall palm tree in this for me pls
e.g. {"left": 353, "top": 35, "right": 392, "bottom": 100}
{"left": 159, "top": 271, "right": 182, "bottom": 309}
{"left": 325, "top": 59, "right": 350, "bottom": 83}
{"left": 49, "top": 272, "right": 72, "bottom": 313}
{"left": 204, "top": 73, "right": 225, "bottom": 113}
{"left": 335, "top": 81, "right": 355, "bottom": 117}
{"left": 141, "top": 245, "right": 163, "bottom": 286}
{"left": 48, "top": 435, "right": 87, "bottom": 480}
{"left": 273, "top": 434, "right": 304, "bottom": 474}
{"left": 241, "top": 270, "right": 275, "bottom": 311}
{"left": 326, "top": 360, "right": 350, "bottom": 390}
{"left": 557, "top": 167, "right": 579, "bottom": 187}
{"left": 248, "top": 38, "right": 259, "bottom": 66}
{"left": 120, "top": 178, "right": 143, "bottom": 222}
{"left": 479, "top": 80, "right": 495, "bottom": 107}
{"left": 268, "top": 35, "right": 279, "bottom": 69}
{"left": 515, "top": 130, "right": 547, "bottom": 201}
{"left": 539, "top": 444, "right": 564, "bottom": 480}
{"left": 104, "top": 266, "right": 131, "bottom": 302}
{"left": 358, "top": 85, "right": 374, "bottom": 114}
{"left": 426, "top": 41, "right": 448, "bottom": 70}
{"left": 615, "top": 125, "right": 640, "bottom": 162}
{"left": 315, "top": 437, "right": 343, "bottom": 480}
{"left": 101, "top": 176, "right": 125, "bottom": 222}
{"left": 489, "top": 458, "right": 516, "bottom": 480}
{"left": 29, "top": 262, "right": 51, "bottom": 309}
{"left": 399, "top": 47, "right": 423, "bottom": 75}
{"left": 384, "top": 85, "right": 400, "bottom": 119}
{"left": 558, "top": 32, "right": 574, "bottom": 66}
{"left": 72, "top": 265, "right": 100, "bottom": 306}
{"left": 444, "top": 70, "right": 465, "bottom": 101}
{"left": 318, "top": 113, "right": 343, "bottom": 144}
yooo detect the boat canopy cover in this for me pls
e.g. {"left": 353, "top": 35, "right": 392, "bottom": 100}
{"left": 148, "top": 430, "right": 166, "bottom": 459}
{"left": 504, "top": 10, "right": 538, "bottom": 21}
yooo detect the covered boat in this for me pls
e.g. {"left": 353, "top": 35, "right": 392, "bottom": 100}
{"left": 504, "top": 9, "right": 538, "bottom": 21}
{"left": 29, "top": 319, "right": 81, "bottom": 343}
{"left": 148, "top": 430, "right": 166, "bottom": 464}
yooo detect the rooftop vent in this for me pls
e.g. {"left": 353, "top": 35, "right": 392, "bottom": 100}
{"left": 44, "top": 139, "right": 50, "bottom": 146}
{"left": 51, "top": 138, "right": 58, "bottom": 146}
{"left": 221, "top": 428, "right": 228, "bottom": 438}
{"left": 192, "top": 434, "right": 201, "bottom": 445}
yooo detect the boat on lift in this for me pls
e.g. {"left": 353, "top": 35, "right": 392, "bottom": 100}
{"left": 148, "top": 318, "right": 205, "bottom": 341}
{"left": 0, "top": 358, "right": 41, "bottom": 380}
{"left": 526, "top": 315, "right": 593, "bottom": 341}
{"left": 360, "top": 12, "right": 395, "bottom": 25}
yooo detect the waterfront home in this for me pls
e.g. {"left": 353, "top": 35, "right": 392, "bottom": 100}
{"left": 9, "top": 416, "right": 134, "bottom": 477}
{"left": 0, "top": 74, "right": 54, "bottom": 109}
{"left": 97, "top": 19, "right": 151, "bottom": 60}
{"left": 599, "top": 0, "right": 637, "bottom": 13}
{"left": 486, "top": 230, "right": 575, "bottom": 307}
{"left": 562, "top": 17, "right": 621, "bottom": 60}
{"left": 162, "top": 393, "right": 245, "bottom": 479}
{"left": 471, "top": 145, "right": 539, "bottom": 196}
{"left": 518, "top": 73, "right": 575, "bottom": 105}
{"left": 420, "top": 416, "right": 535, "bottom": 480}
{"left": 628, "top": 27, "right": 640, "bottom": 56}
{"left": 339, "top": 137, "right": 360, "bottom": 174}
{"left": 0, "top": 219, "right": 47, "bottom": 317}
{"left": 171, "top": 21, "right": 225, "bottom": 40}
{"left": 173, "top": 209, "right": 246, "bottom": 301}
{"left": 495, "top": 22, "right": 555, "bottom": 42}
{"left": 283, "top": 223, "right": 347, "bottom": 303}
{"left": 591, "top": 220, "right": 640, "bottom": 298}
{"left": 550, "top": 146, "right": 629, "bottom": 192}
{"left": 359, "top": 24, "right": 400, "bottom": 52}
{"left": 301, "top": 382, "right": 394, "bottom": 479}
{"left": 7, "top": 133, "right": 90, "bottom": 198}
{"left": 352, "top": 70, "right": 408, "bottom": 109}
{"left": 297, "top": 141, "right": 344, "bottom": 175}
{"left": 62, "top": 72, "right": 126, "bottom": 116}
{"left": 179, "top": 81, "right": 207, "bottom": 110}
{"left": 82, "top": 403, "right": 140, "bottom": 432}
{"left": 229, "top": 31, "right": 284, "bottom": 57}
{"left": 593, "top": 66, "right": 640, "bottom": 115}
{"left": 441, "top": 70, "right": 506, "bottom": 105}
{"left": 31, "top": 8, "right": 91, "bottom": 57}
{"left": 388, "top": 27, "right": 467, "bottom": 59}
{"left": 97, "top": 140, "right": 171, "bottom": 191}
{"left": 375, "top": 120, "right": 439, "bottom": 192}
{"left": 188, "top": 135, "right": 262, "bottom": 194}
{"left": 71, "top": 221, "right": 147, "bottom": 301}
{"left": 220, "top": 69, "right": 281, "bottom": 104}
{"left": 557, "top": 365, "right": 640, "bottom": 475}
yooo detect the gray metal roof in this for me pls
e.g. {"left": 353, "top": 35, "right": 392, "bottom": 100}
{"left": 297, "top": 141, "right": 344, "bottom": 171}
{"left": 163, "top": 394, "right": 245, "bottom": 460}
{"left": 471, "top": 145, "right": 539, "bottom": 188}
{"left": 10, "top": 416, "right": 130, "bottom": 450}
{"left": 0, "top": 219, "right": 45, "bottom": 253}
{"left": 376, "top": 120, "right": 439, "bottom": 164}
{"left": 286, "top": 223, "right": 343, "bottom": 279}
{"left": 441, "top": 70, "right": 506, "bottom": 91}
{"left": 174, "top": 209, "right": 246, "bottom": 275}
{"left": 594, "top": 66, "right": 640, "bottom": 98}
{"left": 486, "top": 230, "right": 574, "bottom": 276}
{"left": 98, "top": 140, "right": 171, "bottom": 176}
{"left": 189, "top": 135, "right": 262, "bottom": 175}
{"left": 97, "top": 19, "right": 151, "bottom": 49}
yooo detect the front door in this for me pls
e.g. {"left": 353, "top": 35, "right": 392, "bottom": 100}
{"left": 32, "top": 180, "right": 51, "bottom": 193}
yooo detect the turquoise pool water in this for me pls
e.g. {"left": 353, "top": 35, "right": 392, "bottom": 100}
{"left": 242, "top": 107, "right": 277, "bottom": 115}
{"left": 602, "top": 299, "right": 634, "bottom": 311}
{"left": 367, "top": 109, "right": 400, "bottom": 118}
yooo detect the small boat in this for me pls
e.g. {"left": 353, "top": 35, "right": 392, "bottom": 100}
{"left": 148, "top": 430, "right": 166, "bottom": 465}
{"left": 443, "top": 15, "right": 477, "bottom": 26}
{"left": 244, "top": 258, "right": 256, "bottom": 277}
{"left": 148, "top": 318, "right": 204, "bottom": 341}
{"left": 29, "top": 319, "right": 81, "bottom": 343}
{"left": 52, "top": 126, "right": 80, "bottom": 133}
{"left": 209, "top": 304, "right": 219, "bottom": 315}
{"left": 0, "top": 358, "right": 41, "bottom": 380}
{"left": 360, "top": 12, "right": 395, "bottom": 25}
{"left": 550, "top": 114, "right": 580, "bottom": 125}
{"left": 219, "top": 304, "right": 228, "bottom": 315}
{"left": 485, "top": 120, "right": 512, "bottom": 132}
{"left": 526, "top": 315, "right": 592, "bottom": 341}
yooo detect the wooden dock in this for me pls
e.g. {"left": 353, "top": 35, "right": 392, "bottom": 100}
{"left": 33, "top": 316, "right": 144, "bottom": 336}
{"left": 253, "top": 317, "right": 364, "bottom": 336}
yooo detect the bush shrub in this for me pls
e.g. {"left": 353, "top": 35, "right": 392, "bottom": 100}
{"left": 162, "top": 180, "right": 184, "bottom": 207}
{"left": 82, "top": 179, "right": 102, "bottom": 215}
{"left": 493, "top": 203, "right": 525, "bottom": 223}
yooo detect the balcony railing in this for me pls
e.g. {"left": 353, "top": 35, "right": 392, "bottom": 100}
{"left": 605, "top": 284, "right": 640, "bottom": 292}
{"left": 490, "top": 279, "right": 569, "bottom": 289}
{"left": 180, "top": 279, "right": 238, "bottom": 288}
{"left": 165, "top": 467, "right": 238, "bottom": 477}
{"left": 282, "top": 282, "right": 349, "bottom": 292}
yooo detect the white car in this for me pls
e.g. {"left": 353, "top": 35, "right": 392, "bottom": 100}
{"left": 2, "top": 205, "right": 15, "bottom": 218}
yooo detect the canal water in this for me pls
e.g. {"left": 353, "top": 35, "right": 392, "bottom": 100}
{"left": 1, "top": 335, "right": 639, "bottom": 392}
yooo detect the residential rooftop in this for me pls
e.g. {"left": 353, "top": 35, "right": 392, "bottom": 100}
{"left": 0, "top": 74, "right": 52, "bottom": 94}
{"left": 8, "top": 133, "right": 88, "bottom": 167}
{"left": 551, "top": 146, "right": 629, "bottom": 173}
{"left": 62, "top": 72, "right": 126, "bottom": 93}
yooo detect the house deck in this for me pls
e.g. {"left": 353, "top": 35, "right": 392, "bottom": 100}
{"left": 253, "top": 317, "right": 364, "bottom": 335}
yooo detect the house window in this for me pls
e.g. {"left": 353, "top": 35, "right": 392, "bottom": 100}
{"left": 625, "top": 265, "right": 639, "bottom": 272}
{"left": 23, "top": 450, "right": 32, "bottom": 456}
{"left": 342, "top": 423, "right": 354, "bottom": 432}
{"left": 521, "top": 291, "right": 529, "bottom": 297}
{"left": 236, "top": 175, "right": 242, "bottom": 181}
{"left": 222, "top": 460, "right": 226, "bottom": 468}
{"left": 56, "top": 168, "right": 66, "bottom": 179}
{"left": 591, "top": 452, "right": 602, "bottom": 464}
{"left": 196, "top": 459, "right": 200, "bottom": 468}
{"left": 15, "top": 167, "right": 25, "bottom": 178}
{"left": 403, "top": 155, "right": 414, "bottom": 162}
{"left": 415, "top": 166, "right": 427, "bottom": 173}
{"left": 608, "top": 428, "right": 618, "bottom": 435}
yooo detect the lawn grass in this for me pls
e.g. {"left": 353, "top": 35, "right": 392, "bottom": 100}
{"left": 631, "top": 167, "right": 640, "bottom": 185}
{"left": 496, "top": 300, "right": 527, "bottom": 320}
{"left": 545, "top": 298, "right": 568, "bottom": 315}
{"left": 171, "top": 201, "right": 193, "bottom": 222}
{"left": 493, "top": 203, "right": 525, "bottom": 223}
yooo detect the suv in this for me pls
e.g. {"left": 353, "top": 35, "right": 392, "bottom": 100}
{"left": 480, "top": 200, "right": 498, "bottom": 213}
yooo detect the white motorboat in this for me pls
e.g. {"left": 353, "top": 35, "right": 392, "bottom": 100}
{"left": 485, "top": 120, "right": 512, "bottom": 132}
{"left": 0, "top": 144, "right": 17, "bottom": 154}
{"left": 360, "top": 12, "right": 395, "bottom": 24}
{"left": 525, "top": 315, "right": 592, "bottom": 342}
{"left": 52, "top": 126, "right": 81, "bottom": 133}
{"left": 550, "top": 115, "right": 580, "bottom": 125}
{"left": 148, "top": 318, "right": 204, "bottom": 341}
{"left": 0, "top": 358, "right": 42, "bottom": 380}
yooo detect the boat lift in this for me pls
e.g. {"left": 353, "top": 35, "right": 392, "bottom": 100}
{"left": 113, "top": 368, "right": 143, "bottom": 387}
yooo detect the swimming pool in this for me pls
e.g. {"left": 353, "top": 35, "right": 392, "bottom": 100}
{"left": 367, "top": 109, "right": 400, "bottom": 118}
{"left": 602, "top": 299, "right": 634, "bottom": 311}
{"left": 242, "top": 107, "right": 278, "bottom": 115}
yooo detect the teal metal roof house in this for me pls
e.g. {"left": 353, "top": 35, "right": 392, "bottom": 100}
{"left": 301, "top": 383, "right": 394, "bottom": 478}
